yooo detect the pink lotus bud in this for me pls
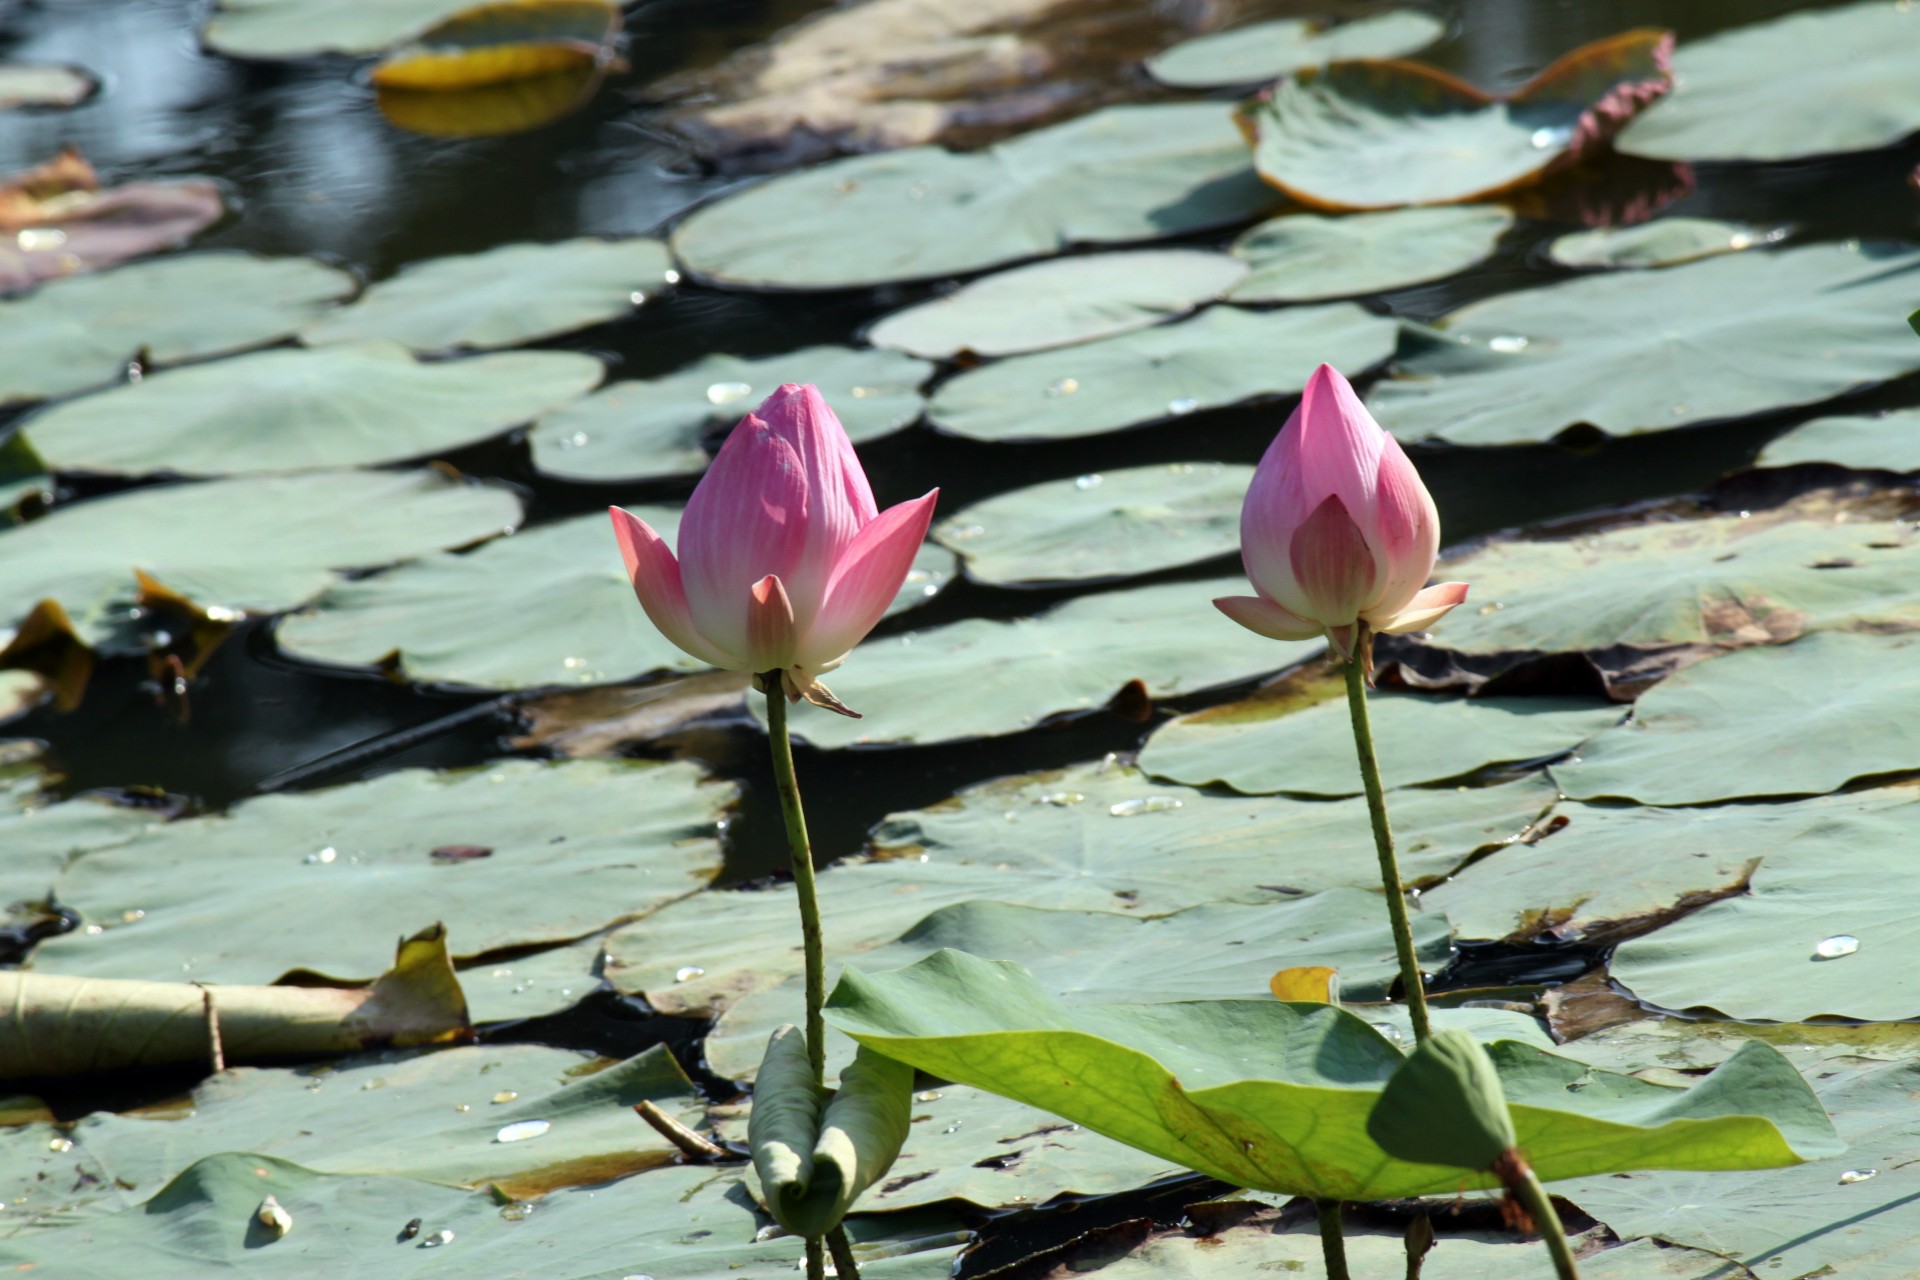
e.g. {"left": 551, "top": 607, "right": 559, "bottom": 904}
{"left": 611, "top": 384, "right": 937, "bottom": 716}
{"left": 1215, "top": 364, "right": 1467, "bottom": 661}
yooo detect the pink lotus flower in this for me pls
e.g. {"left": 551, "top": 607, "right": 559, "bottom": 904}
{"left": 611, "top": 384, "right": 938, "bottom": 717}
{"left": 1215, "top": 364, "right": 1467, "bottom": 663}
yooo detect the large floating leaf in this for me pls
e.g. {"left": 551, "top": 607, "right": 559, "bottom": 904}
{"left": 202, "top": 0, "right": 483, "bottom": 58}
{"left": 926, "top": 303, "right": 1397, "bottom": 442}
{"left": 22, "top": 343, "right": 602, "bottom": 477}
{"left": 1565, "top": 1057, "right": 1920, "bottom": 1280}
{"left": 1618, "top": 1, "right": 1920, "bottom": 163}
{"left": 670, "top": 103, "right": 1278, "bottom": 290}
{"left": 0, "top": 252, "right": 355, "bottom": 406}
{"left": 1547, "top": 217, "right": 1776, "bottom": 269}
{"left": 707, "top": 892, "right": 1456, "bottom": 1081}
{"left": 1605, "top": 787, "right": 1920, "bottom": 1021}
{"left": 826, "top": 950, "right": 1838, "bottom": 1201}
{"left": 758, "top": 577, "right": 1311, "bottom": 746}
{"left": 1228, "top": 206, "right": 1512, "bottom": 303}
{"left": 1757, "top": 408, "right": 1920, "bottom": 473}
{"left": 31, "top": 758, "right": 730, "bottom": 984}
{"left": 1142, "top": 691, "right": 1621, "bottom": 797}
{"left": 0, "top": 148, "right": 224, "bottom": 293}
{"left": 277, "top": 509, "right": 951, "bottom": 690}
{"left": 371, "top": 0, "right": 621, "bottom": 90}
{"left": 1147, "top": 10, "right": 1444, "bottom": 90}
{"left": 0, "top": 760, "right": 149, "bottom": 925}
{"left": 1558, "top": 633, "right": 1920, "bottom": 804}
{"left": 1238, "top": 30, "right": 1673, "bottom": 210}
{"left": 934, "top": 462, "right": 1252, "bottom": 586}
{"left": 2, "top": 1044, "right": 696, "bottom": 1229}
{"left": 1367, "top": 243, "right": 1920, "bottom": 445}
{"left": 0, "top": 468, "right": 520, "bottom": 649}
{"left": 1422, "top": 797, "right": 1821, "bottom": 944}
{"left": 867, "top": 251, "right": 1248, "bottom": 360}
{"left": 607, "top": 764, "right": 1552, "bottom": 1018}
{"left": 301, "top": 237, "right": 674, "bottom": 353}
{"left": 1424, "top": 510, "right": 1920, "bottom": 669}
{"left": 528, "top": 346, "right": 932, "bottom": 483}
{"left": 376, "top": 62, "right": 606, "bottom": 138}
{"left": 0, "top": 1157, "right": 960, "bottom": 1280}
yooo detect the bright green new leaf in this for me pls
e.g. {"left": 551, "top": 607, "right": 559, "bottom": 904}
{"left": 1367, "top": 1030, "right": 1517, "bottom": 1170}
{"left": 751, "top": 1027, "right": 913, "bottom": 1237}
{"left": 927, "top": 303, "right": 1397, "bottom": 442}
{"left": 827, "top": 951, "right": 1838, "bottom": 1201}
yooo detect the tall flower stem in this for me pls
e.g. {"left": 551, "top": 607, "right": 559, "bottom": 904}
{"left": 1504, "top": 1163, "right": 1581, "bottom": 1280}
{"left": 1315, "top": 1200, "right": 1352, "bottom": 1280}
{"left": 761, "top": 674, "right": 827, "bottom": 1085}
{"left": 1341, "top": 637, "right": 1433, "bottom": 1043}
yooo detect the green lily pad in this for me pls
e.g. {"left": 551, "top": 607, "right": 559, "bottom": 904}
{"left": 21, "top": 343, "right": 603, "bottom": 477}
{"left": 459, "top": 931, "right": 608, "bottom": 1024}
{"left": 1425, "top": 510, "right": 1920, "bottom": 667}
{"left": 934, "top": 462, "right": 1253, "bottom": 586}
{"left": 0, "top": 762, "right": 150, "bottom": 926}
{"left": 1757, "top": 408, "right": 1920, "bottom": 472}
{"left": 1238, "top": 30, "right": 1673, "bottom": 210}
{"left": 926, "top": 303, "right": 1397, "bottom": 442}
{"left": 527, "top": 346, "right": 932, "bottom": 484}
{"left": 607, "top": 764, "right": 1554, "bottom": 1019}
{"left": 1146, "top": 10, "right": 1445, "bottom": 90}
{"left": 826, "top": 949, "right": 1839, "bottom": 1201}
{"left": 1558, "top": 632, "right": 1920, "bottom": 804}
{"left": 1565, "top": 1057, "right": 1920, "bottom": 1280}
{"left": 301, "top": 238, "right": 674, "bottom": 353}
{"left": 0, "top": 1157, "right": 962, "bottom": 1279}
{"left": 0, "top": 468, "right": 521, "bottom": 650}
{"left": 707, "top": 892, "right": 1455, "bottom": 1081}
{"left": 723, "top": 1082, "right": 1181, "bottom": 1214}
{"left": 866, "top": 251, "right": 1248, "bottom": 360}
{"left": 757, "top": 577, "right": 1313, "bottom": 746}
{"left": 1606, "top": 787, "right": 1920, "bottom": 1021}
{"left": 1367, "top": 243, "right": 1920, "bottom": 445}
{"left": 203, "top": 0, "right": 500, "bottom": 59}
{"left": 276, "top": 509, "right": 952, "bottom": 690}
{"left": 1619, "top": 1, "right": 1920, "bottom": 163}
{"left": 30, "top": 758, "right": 730, "bottom": 984}
{"left": 1228, "top": 206, "right": 1513, "bottom": 303}
{"left": 1422, "top": 797, "right": 1815, "bottom": 944}
{"left": 1141, "top": 692, "right": 1622, "bottom": 797}
{"left": 670, "top": 103, "right": 1278, "bottom": 290}
{"left": 0, "top": 252, "right": 356, "bottom": 407}
{"left": 0, "top": 1044, "right": 699, "bottom": 1228}
{"left": 1547, "top": 217, "right": 1780, "bottom": 269}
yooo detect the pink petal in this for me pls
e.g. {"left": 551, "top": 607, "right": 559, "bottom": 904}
{"left": 1369, "top": 581, "right": 1470, "bottom": 634}
{"left": 1290, "top": 364, "right": 1386, "bottom": 539}
{"left": 1366, "top": 434, "right": 1441, "bottom": 617}
{"left": 1288, "top": 494, "right": 1379, "bottom": 628}
{"left": 756, "top": 383, "right": 878, "bottom": 619}
{"left": 799, "top": 489, "right": 939, "bottom": 669}
{"left": 608, "top": 507, "right": 742, "bottom": 669}
{"left": 746, "top": 574, "right": 798, "bottom": 672}
{"left": 1213, "top": 594, "right": 1324, "bottom": 643}
{"left": 678, "top": 412, "right": 810, "bottom": 657}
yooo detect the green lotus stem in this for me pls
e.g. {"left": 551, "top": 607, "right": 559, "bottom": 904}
{"left": 1316, "top": 1199, "right": 1351, "bottom": 1280}
{"left": 762, "top": 675, "right": 827, "bottom": 1086}
{"left": 826, "top": 1226, "right": 862, "bottom": 1280}
{"left": 805, "top": 1235, "right": 827, "bottom": 1280}
{"left": 1342, "top": 641, "right": 1433, "bottom": 1043}
{"left": 1507, "top": 1166, "right": 1580, "bottom": 1280}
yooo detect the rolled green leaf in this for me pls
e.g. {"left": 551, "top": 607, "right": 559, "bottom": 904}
{"left": 748, "top": 1025, "right": 914, "bottom": 1238}
{"left": 1367, "top": 1030, "right": 1517, "bottom": 1170}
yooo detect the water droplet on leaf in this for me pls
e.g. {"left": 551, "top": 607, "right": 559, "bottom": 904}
{"left": 1815, "top": 935, "right": 1860, "bottom": 959}
{"left": 1839, "top": 1168, "right": 1878, "bottom": 1184}
{"left": 706, "top": 381, "right": 753, "bottom": 406}
{"left": 1166, "top": 397, "right": 1199, "bottom": 415}
{"left": 1045, "top": 377, "right": 1079, "bottom": 396}
{"left": 491, "top": 1091, "right": 520, "bottom": 1105}
{"left": 675, "top": 966, "right": 706, "bottom": 982}
{"left": 1109, "top": 796, "right": 1182, "bottom": 817}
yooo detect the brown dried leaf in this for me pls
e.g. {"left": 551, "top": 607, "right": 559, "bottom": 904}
{"left": 0, "top": 147, "right": 224, "bottom": 292}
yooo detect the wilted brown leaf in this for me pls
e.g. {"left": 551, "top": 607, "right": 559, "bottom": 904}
{"left": 0, "top": 147, "right": 224, "bottom": 292}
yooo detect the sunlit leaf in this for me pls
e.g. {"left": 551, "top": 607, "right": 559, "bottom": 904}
{"left": 202, "top": 0, "right": 482, "bottom": 58}
{"left": 1548, "top": 216, "right": 1779, "bottom": 269}
{"left": 1147, "top": 10, "right": 1444, "bottom": 90}
{"left": 372, "top": 0, "right": 621, "bottom": 91}
{"left": 377, "top": 63, "right": 605, "bottom": 137}
{"left": 1228, "top": 205, "right": 1512, "bottom": 303}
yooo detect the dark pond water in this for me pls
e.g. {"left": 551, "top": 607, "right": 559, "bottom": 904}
{"left": 3, "top": 0, "right": 1919, "bottom": 976}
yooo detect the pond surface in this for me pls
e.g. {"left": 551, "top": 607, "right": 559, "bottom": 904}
{"left": 3, "top": 0, "right": 1920, "bottom": 1274}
